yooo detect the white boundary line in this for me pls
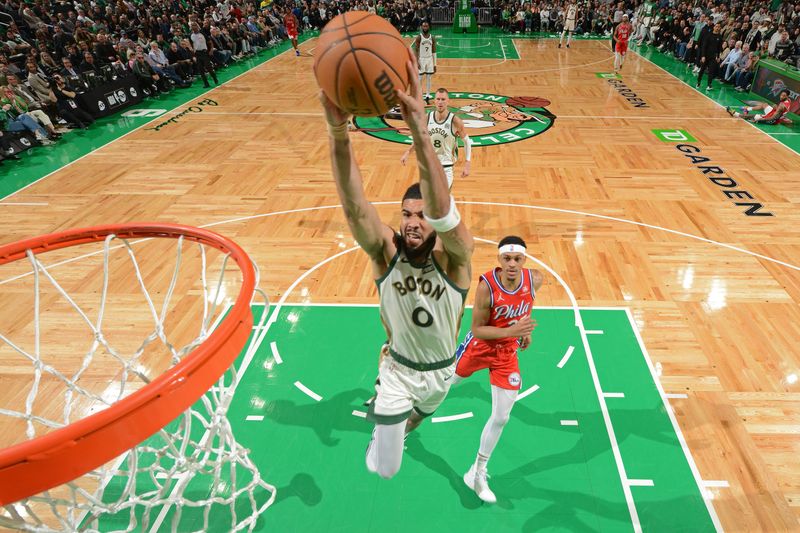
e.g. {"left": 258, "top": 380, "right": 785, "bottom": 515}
{"left": 585, "top": 330, "right": 604, "bottom": 335}
{"left": 437, "top": 40, "right": 494, "bottom": 49}
{"left": 603, "top": 392, "right": 626, "bottom": 398}
{"left": 557, "top": 346, "right": 575, "bottom": 368}
{"left": 515, "top": 384, "right": 540, "bottom": 402}
{"left": 294, "top": 381, "right": 322, "bottom": 402}
{"left": 703, "top": 480, "right": 730, "bottom": 488}
{"left": 623, "top": 308, "right": 723, "bottom": 532}
{"left": 511, "top": 38, "right": 521, "bottom": 59}
{"left": 560, "top": 420, "right": 579, "bottom": 426}
{"left": 0, "top": 201, "right": 766, "bottom": 288}
{"left": 432, "top": 412, "right": 474, "bottom": 423}
{"left": 351, "top": 410, "right": 367, "bottom": 418}
{"left": 246, "top": 415, "right": 264, "bottom": 422}
{"left": 269, "top": 341, "right": 283, "bottom": 365}
{"left": 195, "top": 201, "right": 800, "bottom": 273}
{"left": 627, "top": 479, "right": 655, "bottom": 487}
{"left": 665, "top": 393, "right": 689, "bottom": 399}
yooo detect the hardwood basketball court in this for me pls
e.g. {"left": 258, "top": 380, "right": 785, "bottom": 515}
{"left": 1, "top": 31, "right": 798, "bottom": 531}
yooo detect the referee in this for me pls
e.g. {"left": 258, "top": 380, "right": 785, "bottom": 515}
{"left": 190, "top": 22, "right": 219, "bottom": 88}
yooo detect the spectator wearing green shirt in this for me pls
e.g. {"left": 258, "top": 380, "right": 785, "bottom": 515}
{"left": 0, "top": 91, "right": 54, "bottom": 145}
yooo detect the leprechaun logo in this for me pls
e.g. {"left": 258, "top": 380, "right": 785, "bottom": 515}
{"left": 352, "top": 92, "right": 556, "bottom": 146}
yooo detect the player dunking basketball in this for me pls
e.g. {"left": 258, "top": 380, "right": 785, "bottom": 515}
{"left": 559, "top": 2, "right": 578, "bottom": 49}
{"left": 320, "top": 58, "right": 474, "bottom": 480}
{"left": 614, "top": 14, "right": 632, "bottom": 72}
{"left": 284, "top": 8, "right": 300, "bottom": 56}
{"left": 452, "top": 236, "right": 543, "bottom": 503}
{"left": 413, "top": 21, "right": 436, "bottom": 101}
{"left": 400, "top": 88, "right": 472, "bottom": 189}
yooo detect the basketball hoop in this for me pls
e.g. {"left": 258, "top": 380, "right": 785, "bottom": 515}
{"left": 0, "top": 224, "right": 276, "bottom": 531}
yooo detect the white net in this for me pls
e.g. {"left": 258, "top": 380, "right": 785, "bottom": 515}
{"left": 0, "top": 231, "right": 276, "bottom": 532}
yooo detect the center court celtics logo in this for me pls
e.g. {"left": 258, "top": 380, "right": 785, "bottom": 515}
{"left": 352, "top": 92, "right": 556, "bottom": 146}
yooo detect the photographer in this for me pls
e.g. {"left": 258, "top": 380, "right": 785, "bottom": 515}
{"left": 48, "top": 74, "right": 94, "bottom": 129}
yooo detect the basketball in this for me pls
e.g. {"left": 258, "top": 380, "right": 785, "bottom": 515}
{"left": 313, "top": 12, "right": 411, "bottom": 117}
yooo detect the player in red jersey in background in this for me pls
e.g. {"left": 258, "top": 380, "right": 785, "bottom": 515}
{"left": 614, "top": 14, "right": 632, "bottom": 72}
{"left": 284, "top": 8, "right": 300, "bottom": 56}
{"left": 727, "top": 90, "right": 795, "bottom": 125}
{"left": 452, "top": 236, "right": 543, "bottom": 503}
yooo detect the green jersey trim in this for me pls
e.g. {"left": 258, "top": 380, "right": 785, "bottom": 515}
{"left": 432, "top": 254, "right": 469, "bottom": 298}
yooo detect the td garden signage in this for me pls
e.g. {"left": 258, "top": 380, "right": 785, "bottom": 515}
{"left": 352, "top": 92, "right": 556, "bottom": 147}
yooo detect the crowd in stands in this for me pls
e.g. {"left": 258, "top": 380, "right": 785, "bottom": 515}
{"left": 629, "top": 1, "right": 800, "bottom": 92}
{"left": 495, "top": 1, "right": 798, "bottom": 92}
{"left": 2, "top": 0, "right": 799, "bottom": 166}
{"left": 0, "top": 0, "right": 302, "bottom": 166}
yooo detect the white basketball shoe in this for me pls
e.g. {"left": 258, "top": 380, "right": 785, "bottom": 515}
{"left": 464, "top": 463, "right": 497, "bottom": 504}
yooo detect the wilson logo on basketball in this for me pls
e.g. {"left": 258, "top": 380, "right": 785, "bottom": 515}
{"left": 352, "top": 92, "right": 556, "bottom": 146}
{"left": 374, "top": 71, "right": 397, "bottom": 109}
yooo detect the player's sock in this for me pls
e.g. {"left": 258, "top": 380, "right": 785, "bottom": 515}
{"left": 366, "top": 421, "right": 405, "bottom": 479}
{"left": 475, "top": 452, "right": 489, "bottom": 471}
{"left": 365, "top": 427, "right": 378, "bottom": 473}
{"left": 477, "top": 386, "right": 519, "bottom": 460}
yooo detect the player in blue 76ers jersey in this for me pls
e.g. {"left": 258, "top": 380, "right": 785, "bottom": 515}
{"left": 452, "top": 235, "right": 543, "bottom": 503}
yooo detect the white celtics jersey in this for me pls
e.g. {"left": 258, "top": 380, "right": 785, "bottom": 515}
{"left": 567, "top": 5, "right": 577, "bottom": 22}
{"left": 427, "top": 111, "right": 457, "bottom": 166}
{"left": 377, "top": 245, "right": 467, "bottom": 365}
{"left": 419, "top": 33, "right": 434, "bottom": 60}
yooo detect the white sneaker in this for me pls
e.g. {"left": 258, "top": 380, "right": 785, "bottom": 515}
{"left": 464, "top": 464, "right": 496, "bottom": 503}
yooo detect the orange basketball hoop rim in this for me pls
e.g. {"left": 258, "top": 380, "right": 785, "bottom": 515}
{"left": 0, "top": 223, "right": 256, "bottom": 505}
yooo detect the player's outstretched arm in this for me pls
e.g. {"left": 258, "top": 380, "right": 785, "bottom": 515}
{"left": 395, "top": 58, "right": 474, "bottom": 270}
{"left": 320, "top": 91, "right": 392, "bottom": 261}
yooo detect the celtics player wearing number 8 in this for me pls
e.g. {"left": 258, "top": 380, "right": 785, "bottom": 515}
{"left": 400, "top": 88, "right": 472, "bottom": 189}
{"left": 320, "top": 56, "right": 474, "bottom": 480}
